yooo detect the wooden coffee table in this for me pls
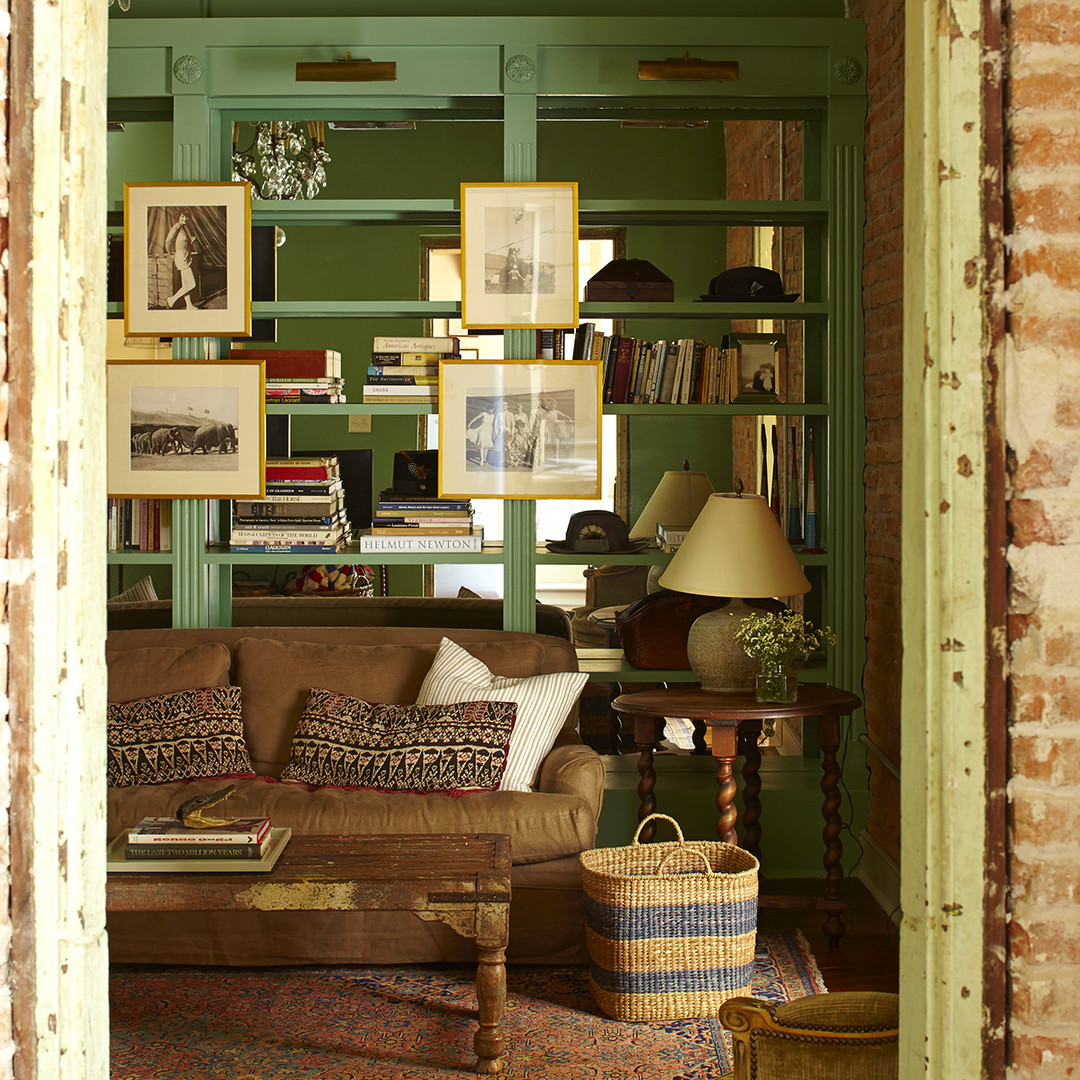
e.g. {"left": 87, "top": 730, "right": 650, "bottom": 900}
{"left": 106, "top": 833, "right": 512, "bottom": 1074}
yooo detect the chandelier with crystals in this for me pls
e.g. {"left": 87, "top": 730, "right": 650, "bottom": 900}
{"left": 231, "top": 122, "right": 331, "bottom": 201}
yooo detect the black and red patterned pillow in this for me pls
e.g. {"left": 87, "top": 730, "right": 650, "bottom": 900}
{"left": 279, "top": 688, "right": 516, "bottom": 793}
{"left": 106, "top": 686, "right": 255, "bottom": 788}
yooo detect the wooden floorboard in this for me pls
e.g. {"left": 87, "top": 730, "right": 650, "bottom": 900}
{"left": 757, "top": 877, "right": 900, "bottom": 993}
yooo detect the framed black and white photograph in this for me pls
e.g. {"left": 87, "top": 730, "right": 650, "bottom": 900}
{"left": 439, "top": 360, "right": 602, "bottom": 499}
{"left": 123, "top": 181, "right": 252, "bottom": 338}
{"left": 460, "top": 182, "right": 579, "bottom": 330}
{"left": 732, "top": 331, "right": 785, "bottom": 403}
{"left": 106, "top": 359, "right": 265, "bottom": 499}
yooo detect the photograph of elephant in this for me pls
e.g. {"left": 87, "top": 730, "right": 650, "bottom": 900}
{"left": 128, "top": 383, "right": 239, "bottom": 472}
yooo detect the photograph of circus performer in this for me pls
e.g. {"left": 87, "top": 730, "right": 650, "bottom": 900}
{"left": 465, "top": 392, "right": 575, "bottom": 473}
{"left": 146, "top": 204, "right": 228, "bottom": 312}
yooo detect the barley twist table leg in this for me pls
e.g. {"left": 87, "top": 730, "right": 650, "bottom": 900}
{"left": 738, "top": 719, "right": 764, "bottom": 857}
{"left": 819, "top": 715, "right": 847, "bottom": 946}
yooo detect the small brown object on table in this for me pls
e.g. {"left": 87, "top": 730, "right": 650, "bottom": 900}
{"left": 106, "top": 833, "right": 512, "bottom": 1075}
{"left": 611, "top": 685, "right": 862, "bottom": 947}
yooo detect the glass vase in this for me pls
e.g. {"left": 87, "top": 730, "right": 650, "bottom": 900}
{"left": 755, "top": 661, "right": 798, "bottom": 704}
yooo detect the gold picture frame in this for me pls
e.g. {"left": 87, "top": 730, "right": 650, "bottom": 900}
{"left": 438, "top": 359, "right": 602, "bottom": 500}
{"left": 106, "top": 359, "right": 266, "bottom": 499}
{"left": 123, "top": 181, "right": 252, "bottom": 338}
{"left": 460, "top": 182, "right": 579, "bottom": 330}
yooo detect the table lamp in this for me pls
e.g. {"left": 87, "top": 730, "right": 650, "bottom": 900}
{"left": 657, "top": 490, "right": 810, "bottom": 692}
{"left": 629, "top": 460, "right": 715, "bottom": 540}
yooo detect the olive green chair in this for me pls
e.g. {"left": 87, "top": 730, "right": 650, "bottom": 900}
{"left": 719, "top": 992, "right": 899, "bottom": 1080}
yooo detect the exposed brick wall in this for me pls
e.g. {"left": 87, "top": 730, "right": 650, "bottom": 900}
{"left": 1005, "top": 1, "right": 1080, "bottom": 1072}
{"left": 845, "top": 0, "right": 905, "bottom": 867}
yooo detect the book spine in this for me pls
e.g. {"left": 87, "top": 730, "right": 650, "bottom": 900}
{"left": 124, "top": 843, "right": 265, "bottom": 859}
{"left": 363, "top": 374, "right": 438, "bottom": 385}
{"left": 372, "top": 336, "right": 457, "bottom": 352}
{"left": 361, "top": 383, "right": 438, "bottom": 395}
{"left": 362, "top": 395, "right": 439, "bottom": 404}
{"left": 228, "top": 543, "right": 347, "bottom": 553}
{"left": 370, "top": 351, "right": 446, "bottom": 365}
{"left": 371, "top": 514, "right": 472, "bottom": 523}
{"left": 368, "top": 364, "right": 439, "bottom": 376}
{"left": 234, "top": 501, "right": 341, "bottom": 516}
{"left": 229, "top": 349, "right": 341, "bottom": 359}
{"left": 264, "top": 393, "right": 346, "bottom": 404}
{"left": 262, "top": 357, "right": 340, "bottom": 378}
{"left": 367, "top": 525, "right": 473, "bottom": 535}
{"left": 359, "top": 535, "right": 484, "bottom": 553}
{"left": 265, "top": 468, "right": 336, "bottom": 481}
{"left": 376, "top": 502, "right": 470, "bottom": 512}
{"left": 233, "top": 515, "right": 341, "bottom": 527}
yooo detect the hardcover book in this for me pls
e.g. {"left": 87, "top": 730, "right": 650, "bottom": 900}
{"left": 127, "top": 816, "right": 272, "bottom": 844}
{"left": 358, "top": 528, "right": 484, "bottom": 554}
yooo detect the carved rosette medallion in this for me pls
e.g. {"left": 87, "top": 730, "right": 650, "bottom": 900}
{"left": 832, "top": 56, "right": 862, "bottom": 85}
{"left": 504, "top": 54, "right": 535, "bottom": 84}
{"left": 173, "top": 55, "right": 204, "bottom": 85}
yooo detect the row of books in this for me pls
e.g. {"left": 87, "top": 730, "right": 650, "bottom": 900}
{"left": 363, "top": 336, "right": 458, "bottom": 404}
{"left": 229, "top": 456, "right": 352, "bottom": 554}
{"left": 229, "top": 348, "right": 348, "bottom": 404}
{"left": 107, "top": 498, "right": 172, "bottom": 552}
{"left": 123, "top": 815, "right": 274, "bottom": 861}
{"left": 359, "top": 491, "right": 483, "bottom": 553}
{"left": 573, "top": 323, "right": 741, "bottom": 405}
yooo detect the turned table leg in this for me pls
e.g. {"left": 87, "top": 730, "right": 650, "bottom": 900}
{"left": 633, "top": 714, "right": 664, "bottom": 841}
{"left": 738, "top": 719, "right": 764, "bottom": 858}
{"left": 818, "top": 714, "right": 847, "bottom": 946}
{"left": 473, "top": 943, "right": 507, "bottom": 1074}
{"left": 709, "top": 720, "right": 740, "bottom": 845}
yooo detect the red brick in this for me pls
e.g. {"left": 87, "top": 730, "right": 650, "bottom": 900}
{"left": 1011, "top": 734, "right": 1080, "bottom": 785}
{"left": 1010, "top": 857, "right": 1080, "bottom": 907}
{"left": 1010, "top": 314, "right": 1080, "bottom": 353}
{"left": 1009, "top": 498, "right": 1071, "bottom": 546}
{"left": 1008, "top": 1033, "right": 1080, "bottom": 1078}
{"left": 1012, "top": 2, "right": 1080, "bottom": 46}
{"left": 1011, "top": 122, "right": 1080, "bottom": 172}
{"left": 1012, "top": 793, "right": 1080, "bottom": 844}
{"left": 1011, "top": 672, "right": 1080, "bottom": 725}
{"left": 1010, "top": 243, "right": 1080, "bottom": 288}
{"left": 1011, "top": 69, "right": 1080, "bottom": 112}
{"left": 1009, "top": 913, "right": 1080, "bottom": 965}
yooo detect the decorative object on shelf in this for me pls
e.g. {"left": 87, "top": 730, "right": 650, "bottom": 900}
{"left": 439, "top": 359, "right": 602, "bottom": 500}
{"left": 231, "top": 121, "right": 331, "bottom": 201}
{"left": 658, "top": 484, "right": 811, "bottom": 693}
{"left": 391, "top": 449, "right": 439, "bottom": 495}
{"left": 123, "top": 182, "right": 252, "bottom": 338}
{"left": 175, "top": 785, "right": 239, "bottom": 829}
{"left": 546, "top": 510, "right": 649, "bottom": 554}
{"left": 295, "top": 52, "right": 397, "bottom": 82}
{"left": 637, "top": 52, "right": 740, "bottom": 82}
{"left": 698, "top": 265, "right": 800, "bottom": 303}
{"left": 584, "top": 258, "right": 674, "bottom": 302}
{"left": 734, "top": 610, "right": 836, "bottom": 704}
{"left": 732, "top": 332, "right": 785, "bottom": 403}
{"left": 615, "top": 589, "right": 728, "bottom": 669}
{"left": 106, "top": 358, "right": 266, "bottom": 500}
{"left": 629, "top": 460, "right": 715, "bottom": 542}
{"left": 801, "top": 428, "right": 824, "bottom": 553}
{"left": 460, "top": 182, "right": 579, "bottom": 329}
{"left": 786, "top": 425, "right": 804, "bottom": 544}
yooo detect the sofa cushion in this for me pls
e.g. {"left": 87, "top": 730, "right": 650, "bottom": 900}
{"left": 416, "top": 637, "right": 589, "bottom": 792}
{"left": 278, "top": 689, "right": 516, "bottom": 793}
{"left": 232, "top": 635, "right": 547, "bottom": 777}
{"left": 106, "top": 642, "right": 231, "bottom": 704}
{"left": 106, "top": 686, "right": 255, "bottom": 788}
{"left": 107, "top": 776, "right": 598, "bottom": 865}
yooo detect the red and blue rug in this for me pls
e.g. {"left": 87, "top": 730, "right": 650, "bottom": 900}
{"left": 110, "top": 930, "right": 825, "bottom": 1079}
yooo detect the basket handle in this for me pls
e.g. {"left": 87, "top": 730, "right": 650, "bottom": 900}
{"left": 632, "top": 813, "right": 685, "bottom": 845}
{"left": 657, "top": 847, "right": 715, "bottom": 876}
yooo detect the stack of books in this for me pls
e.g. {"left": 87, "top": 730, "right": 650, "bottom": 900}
{"left": 359, "top": 490, "right": 483, "bottom": 553}
{"left": 362, "top": 336, "right": 460, "bottom": 404}
{"left": 229, "top": 456, "right": 351, "bottom": 553}
{"left": 656, "top": 522, "right": 692, "bottom": 553}
{"left": 107, "top": 497, "right": 172, "bottom": 552}
{"left": 230, "top": 348, "right": 346, "bottom": 404}
{"left": 123, "top": 816, "right": 274, "bottom": 861}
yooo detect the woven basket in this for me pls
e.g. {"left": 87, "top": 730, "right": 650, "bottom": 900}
{"left": 579, "top": 813, "right": 759, "bottom": 1021}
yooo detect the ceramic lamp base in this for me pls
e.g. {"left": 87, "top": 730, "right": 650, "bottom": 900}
{"left": 687, "top": 596, "right": 788, "bottom": 693}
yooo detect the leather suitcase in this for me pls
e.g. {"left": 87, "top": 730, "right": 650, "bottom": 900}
{"left": 615, "top": 590, "right": 727, "bottom": 669}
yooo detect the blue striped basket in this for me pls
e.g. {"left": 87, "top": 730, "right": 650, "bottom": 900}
{"left": 579, "top": 813, "right": 759, "bottom": 1021}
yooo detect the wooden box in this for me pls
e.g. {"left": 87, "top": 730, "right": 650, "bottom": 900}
{"left": 584, "top": 258, "right": 675, "bottom": 302}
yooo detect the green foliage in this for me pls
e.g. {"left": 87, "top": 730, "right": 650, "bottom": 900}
{"left": 734, "top": 610, "right": 836, "bottom": 666}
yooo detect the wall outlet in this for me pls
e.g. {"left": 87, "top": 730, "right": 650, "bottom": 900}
{"left": 347, "top": 414, "right": 372, "bottom": 433}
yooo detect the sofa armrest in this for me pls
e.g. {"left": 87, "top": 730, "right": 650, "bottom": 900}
{"left": 536, "top": 743, "right": 606, "bottom": 815}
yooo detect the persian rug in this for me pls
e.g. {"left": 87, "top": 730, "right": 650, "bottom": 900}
{"left": 110, "top": 930, "right": 826, "bottom": 1080}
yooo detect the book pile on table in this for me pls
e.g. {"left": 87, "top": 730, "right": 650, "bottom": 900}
{"left": 230, "top": 348, "right": 346, "bottom": 404}
{"left": 229, "top": 456, "right": 351, "bottom": 553}
{"left": 359, "top": 490, "right": 482, "bottom": 553}
{"left": 362, "top": 336, "right": 460, "bottom": 405}
{"left": 122, "top": 816, "right": 274, "bottom": 862}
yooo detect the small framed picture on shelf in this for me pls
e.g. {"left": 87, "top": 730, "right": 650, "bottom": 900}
{"left": 460, "top": 181, "right": 579, "bottom": 330}
{"left": 439, "top": 359, "right": 603, "bottom": 500}
{"left": 106, "top": 359, "right": 266, "bottom": 499}
{"left": 123, "top": 181, "right": 252, "bottom": 338}
{"left": 732, "top": 331, "right": 785, "bottom": 403}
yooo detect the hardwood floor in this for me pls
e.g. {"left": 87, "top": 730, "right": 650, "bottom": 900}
{"left": 757, "top": 877, "right": 900, "bottom": 993}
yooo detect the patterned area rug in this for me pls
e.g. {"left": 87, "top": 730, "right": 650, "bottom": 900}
{"left": 110, "top": 931, "right": 825, "bottom": 1079}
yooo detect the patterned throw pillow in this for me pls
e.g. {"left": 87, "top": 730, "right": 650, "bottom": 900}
{"left": 415, "top": 637, "right": 589, "bottom": 793}
{"left": 107, "top": 686, "right": 255, "bottom": 788}
{"left": 279, "top": 689, "right": 516, "bottom": 793}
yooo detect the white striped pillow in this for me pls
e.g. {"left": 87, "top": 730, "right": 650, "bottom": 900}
{"left": 416, "top": 637, "right": 588, "bottom": 792}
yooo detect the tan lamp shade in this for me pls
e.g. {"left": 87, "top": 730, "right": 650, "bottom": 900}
{"left": 629, "top": 466, "right": 715, "bottom": 539}
{"left": 658, "top": 492, "right": 810, "bottom": 599}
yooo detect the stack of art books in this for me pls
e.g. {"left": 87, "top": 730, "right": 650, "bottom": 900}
{"left": 362, "top": 336, "right": 459, "bottom": 404}
{"left": 229, "top": 456, "right": 351, "bottom": 553}
{"left": 359, "top": 490, "right": 482, "bottom": 553}
{"left": 229, "top": 348, "right": 346, "bottom": 404}
{"left": 122, "top": 816, "right": 274, "bottom": 861}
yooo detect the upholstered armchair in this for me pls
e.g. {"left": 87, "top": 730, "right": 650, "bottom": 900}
{"left": 718, "top": 992, "right": 899, "bottom": 1080}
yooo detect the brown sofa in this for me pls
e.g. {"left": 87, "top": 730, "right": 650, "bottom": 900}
{"left": 106, "top": 625, "right": 604, "bottom": 966}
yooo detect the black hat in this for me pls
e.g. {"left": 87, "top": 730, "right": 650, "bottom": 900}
{"left": 698, "top": 265, "right": 800, "bottom": 303}
{"left": 546, "top": 510, "right": 650, "bottom": 554}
